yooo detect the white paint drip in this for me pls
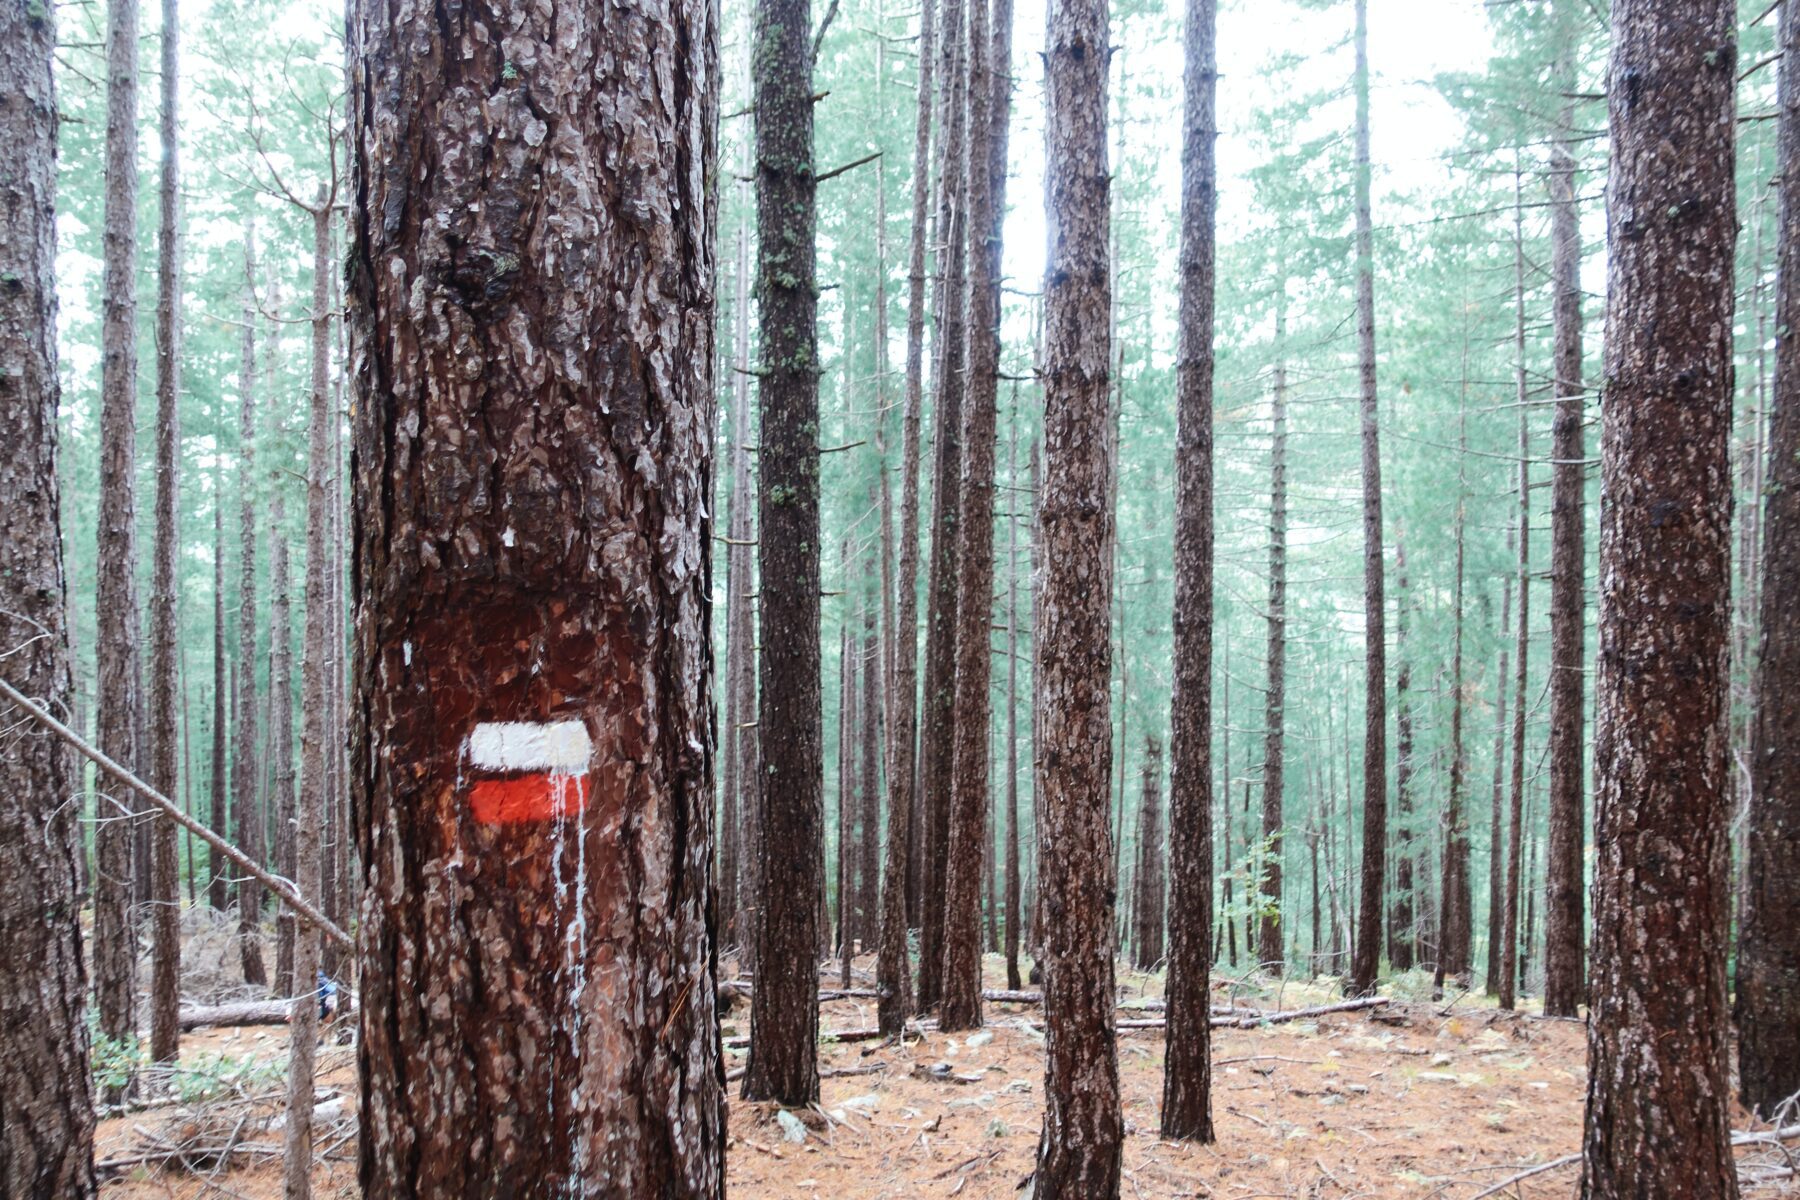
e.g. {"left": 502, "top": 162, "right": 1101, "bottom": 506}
{"left": 466, "top": 721, "right": 592, "bottom": 774}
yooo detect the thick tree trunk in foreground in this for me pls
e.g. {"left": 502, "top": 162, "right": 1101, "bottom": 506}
{"left": 147, "top": 0, "right": 183, "bottom": 1070}
{"left": 94, "top": 0, "right": 144, "bottom": 1055}
{"left": 1132, "top": 738, "right": 1165, "bottom": 969}
{"left": 0, "top": 6, "right": 96, "bottom": 1188}
{"left": 879, "top": 0, "right": 936, "bottom": 1039}
{"left": 941, "top": 0, "right": 1013, "bottom": 1033}
{"left": 1348, "top": 0, "right": 1387, "bottom": 999}
{"left": 916, "top": 0, "right": 969, "bottom": 1010}
{"left": 1032, "top": 0, "right": 1122, "bottom": 1188}
{"left": 1740, "top": 0, "right": 1800, "bottom": 1120}
{"left": 1581, "top": 2, "right": 1739, "bottom": 1195}
{"left": 346, "top": 0, "right": 725, "bottom": 1190}
{"left": 744, "top": 0, "right": 823, "bottom": 1107}
{"left": 1160, "top": 0, "right": 1216, "bottom": 1145}
{"left": 1542, "top": 41, "right": 1588, "bottom": 1019}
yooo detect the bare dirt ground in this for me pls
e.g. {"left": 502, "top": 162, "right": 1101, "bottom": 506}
{"left": 98, "top": 955, "right": 1800, "bottom": 1199}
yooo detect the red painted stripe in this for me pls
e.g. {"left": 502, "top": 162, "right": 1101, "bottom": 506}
{"left": 468, "top": 773, "right": 590, "bottom": 825}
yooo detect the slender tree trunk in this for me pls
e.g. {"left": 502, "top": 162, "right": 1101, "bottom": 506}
{"left": 1581, "top": 3, "right": 1739, "bottom": 1194}
{"left": 1259, "top": 294, "right": 1287, "bottom": 974}
{"left": 147, "top": 0, "right": 183, "bottom": 1070}
{"left": 1132, "top": 738, "right": 1165, "bottom": 969}
{"left": 1004, "top": 405, "right": 1024, "bottom": 991}
{"left": 211, "top": 499, "right": 229, "bottom": 910}
{"left": 1501, "top": 175, "right": 1530, "bottom": 1014}
{"left": 235, "top": 228, "right": 267, "bottom": 990}
{"left": 271, "top": 497, "right": 296, "bottom": 997}
{"left": 879, "top": 0, "right": 935, "bottom": 1036}
{"left": 94, "top": 0, "right": 145, "bottom": 1059}
{"left": 745, "top": 0, "right": 824, "bottom": 1105}
{"left": 1485, "top": 585, "right": 1510, "bottom": 996}
{"left": 916, "top": 0, "right": 970, "bottom": 1010}
{"left": 1741, "top": 0, "right": 1800, "bottom": 1116}
{"left": 717, "top": 225, "right": 746, "bottom": 951}
{"left": 1033, "top": 0, "right": 1122, "bottom": 1185}
{"left": 837, "top": 617, "right": 852, "bottom": 981}
{"left": 1542, "top": 19, "right": 1588, "bottom": 1019}
{"left": 729, "top": 201, "right": 762, "bottom": 970}
{"left": 345, "top": 0, "right": 726, "bottom": 1189}
{"left": 859, "top": 557, "right": 882, "bottom": 961}
{"left": 0, "top": 4, "right": 97, "bottom": 1185}
{"left": 1436, "top": 352, "right": 1472, "bottom": 993}
{"left": 1389, "top": 535, "right": 1414, "bottom": 972}
{"left": 1348, "top": 0, "right": 1388, "bottom": 998}
{"left": 1160, "top": 0, "right": 1217, "bottom": 1145}
{"left": 941, "top": 0, "right": 1013, "bottom": 1032}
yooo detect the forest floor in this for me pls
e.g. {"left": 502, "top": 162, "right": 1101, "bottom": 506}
{"left": 96, "top": 954, "right": 1800, "bottom": 1199}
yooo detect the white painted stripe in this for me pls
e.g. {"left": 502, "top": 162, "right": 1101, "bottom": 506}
{"left": 466, "top": 721, "right": 593, "bottom": 773}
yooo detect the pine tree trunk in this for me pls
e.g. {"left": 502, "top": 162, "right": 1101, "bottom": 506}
{"left": 1581, "top": 3, "right": 1739, "bottom": 1194}
{"left": 1501, "top": 179, "right": 1530, "bottom": 1013}
{"left": 147, "top": 0, "right": 183, "bottom": 1070}
{"left": 1741, "top": 0, "right": 1800, "bottom": 1117}
{"left": 94, "top": 0, "right": 145, "bottom": 1058}
{"left": 859, "top": 566, "right": 882, "bottom": 959}
{"left": 0, "top": 5, "right": 97, "bottom": 1186}
{"left": 1389, "top": 537, "right": 1414, "bottom": 972}
{"left": 940, "top": 0, "right": 1013, "bottom": 1033}
{"left": 1161, "top": 0, "right": 1217, "bottom": 1144}
{"left": 1348, "top": 0, "right": 1387, "bottom": 999}
{"left": 1033, "top": 0, "right": 1122, "bottom": 1185}
{"left": 1004, "top": 408, "right": 1024, "bottom": 991}
{"left": 728, "top": 203, "right": 762, "bottom": 970}
{"left": 1542, "top": 20, "right": 1588, "bottom": 1019}
{"left": 718, "top": 226, "right": 746, "bottom": 949}
{"left": 744, "top": 0, "right": 824, "bottom": 1106}
{"left": 235, "top": 229, "right": 267, "bottom": 991}
{"left": 1132, "top": 738, "right": 1165, "bottom": 969}
{"left": 1259, "top": 297, "right": 1286, "bottom": 974}
{"left": 1485, "top": 589, "right": 1510, "bottom": 996}
{"left": 916, "top": 0, "right": 970, "bottom": 1010}
{"left": 344, "top": 0, "right": 726, "bottom": 1189}
{"left": 878, "top": 0, "right": 935, "bottom": 1036}
{"left": 1436, "top": 363, "right": 1472, "bottom": 993}
{"left": 211, "top": 500, "right": 229, "bottom": 911}
{"left": 271, "top": 497, "right": 296, "bottom": 997}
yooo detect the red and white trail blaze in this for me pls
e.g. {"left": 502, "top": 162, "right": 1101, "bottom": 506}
{"left": 462, "top": 720, "right": 594, "bottom": 825}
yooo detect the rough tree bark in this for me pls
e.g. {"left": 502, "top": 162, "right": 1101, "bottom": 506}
{"left": 1581, "top": 2, "right": 1740, "bottom": 1195}
{"left": 147, "top": 0, "right": 183, "bottom": 1070}
{"left": 1032, "top": 0, "right": 1123, "bottom": 1186}
{"left": 1542, "top": 16, "right": 1587, "bottom": 1021}
{"left": 916, "top": 0, "right": 969, "bottom": 1011}
{"left": 1348, "top": 0, "right": 1388, "bottom": 999}
{"left": 345, "top": 0, "right": 726, "bottom": 1191}
{"left": 744, "top": 0, "right": 824, "bottom": 1107}
{"left": 1259, "top": 296, "right": 1287, "bottom": 975}
{"left": 211, "top": 495, "right": 229, "bottom": 912}
{"left": 858, "top": 544, "right": 882, "bottom": 958}
{"left": 235, "top": 227, "right": 267, "bottom": 991}
{"left": 1160, "top": 0, "right": 1216, "bottom": 1144}
{"left": 94, "top": 0, "right": 144, "bottom": 1057}
{"left": 271, "top": 498, "right": 295, "bottom": 996}
{"left": 0, "top": 3, "right": 97, "bottom": 1187}
{"left": 878, "top": 0, "right": 935, "bottom": 1038}
{"left": 1741, "top": 0, "right": 1800, "bottom": 1117}
{"left": 1485, "top": 584, "right": 1510, "bottom": 997}
{"left": 718, "top": 225, "right": 747, "bottom": 949}
{"left": 1004, "top": 407, "right": 1024, "bottom": 991}
{"left": 1389, "top": 535, "right": 1414, "bottom": 972}
{"left": 728, "top": 203, "right": 762, "bottom": 968}
{"left": 941, "top": 0, "right": 1013, "bottom": 1033}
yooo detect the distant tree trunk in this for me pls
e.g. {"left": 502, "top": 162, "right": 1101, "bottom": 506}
{"left": 1308, "top": 805, "right": 1322, "bottom": 974}
{"left": 836, "top": 613, "right": 854, "bottom": 981}
{"left": 1132, "top": 738, "right": 1165, "bottom": 969}
{"left": 717, "top": 225, "right": 746, "bottom": 951}
{"left": 916, "top": 0, "right": 970, "bottom": 1010}
{"left": 1032, "top": 0, "right": 1123, "bottom": 1186}
{"left": 858, "top": 557, "right": 882, "bottom": 958}
{"left": 1436, "top": 360, "right": 1473, "bottom": 993}
{"left": 1389, "top": 534, "right": 1414, "bottom": 973}
{"left": 345, "top": 0, "right": 726, "bottom": 1189}
{"left": 728, "top": 209, "right": 762, "bottom": 970}
{"left": 147, "top": 0, "right": 183, "bottom": 1070}
{"left": 1004, "top": 407, "right": 1024, "bottom": 991}
{"left": 1542, "top": 20, "right": 1587, "bottom": 1020}
{"left": 271, "top": 497, "right": 295, "bottom": 997}
{"left": 1500, "top": 178, "right": 1530, "bottom": 1014}
{"left": 211, "top": 498, "right": 229, "bottom": 911}
{"left": 1741, "top": 0, "right": 1800, "bottom": 1117}
{"left": 94, "top": 0, "right": 144, "bottom": 1059}
{"left": 1259, "top": 296, "right": 1287, "bottom": 974}
{"left": 1581, "top": 2, "right": 1739, "bottom": 1195}
{"left": 1348, "top": 0, "right": 1387, "bottom": 999}
{"left": 878, "top": 0, "right": 934, "bottom": 1036}
{"left": 235, "top": 228, "right": 267, "bottom": 990}
{"left": 1485, "top": 586, "right": 1510, "bottom": 997}
{"left": 1160, "top": 0, "right": 1216, "bottom": 1144}
{"left": 744, "top": 0, "right": 824, "bottom": 1107}
{"left": 940, "top": 0, "right": 1013, "bottom": 1033}
{"left": 0, "top": 4, "right": 97, "bottom": 1186}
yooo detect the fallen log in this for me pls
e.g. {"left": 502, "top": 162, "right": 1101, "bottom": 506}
{"left": 177, "top": 1001, "right": 294, "bottom": 1031}
{"left": 1109, "top": 996, "right": 1391, "bottom": 1033}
